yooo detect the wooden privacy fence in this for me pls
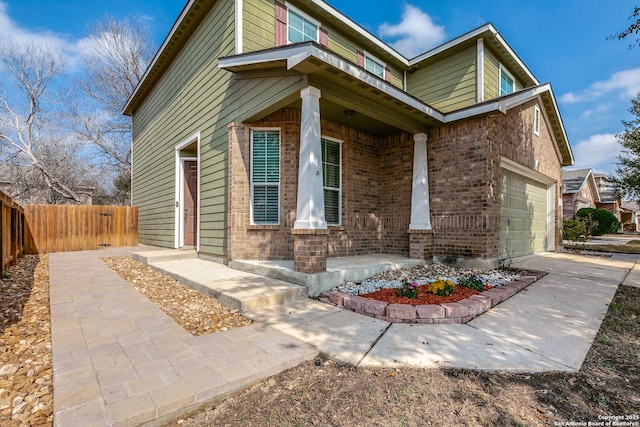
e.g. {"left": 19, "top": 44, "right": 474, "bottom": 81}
{"left": 1, "top": 191, "right": 24, "bottom": 272}
{"left": 24, "top": 205, "right": 138, "bottom": 254}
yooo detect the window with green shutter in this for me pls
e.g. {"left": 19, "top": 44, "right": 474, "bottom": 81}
{"left": 251, "top": 130, "right": 280, "bottom": 224}
{"left": 322, "top": 137, "right": 341, "bottom": 225}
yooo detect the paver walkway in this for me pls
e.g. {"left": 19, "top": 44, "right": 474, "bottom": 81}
{"left": 50, "top": 247, "right": 638, "bottom": 426}
{"left": 50, "top": 248, "right": 316, "bottom": 427}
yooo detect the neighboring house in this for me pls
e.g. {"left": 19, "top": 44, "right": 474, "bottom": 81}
{"left": 124, "top": 0, "right": 573, "bottom": 288}
{"left": 593, "top": 174, "right": 621, "bottom": 222}
{"left": 0, "top": 164, "right": 94, "bottom": 206}
{"left": 562, "top": 168, "right": 600, "bottom": 219}
{"left": 620, "top": 201, "right": 639, "bottom": 232}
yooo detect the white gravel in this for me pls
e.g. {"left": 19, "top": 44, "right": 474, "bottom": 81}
{"left": 331, "top": 263, "right": 520, "bottom": 296}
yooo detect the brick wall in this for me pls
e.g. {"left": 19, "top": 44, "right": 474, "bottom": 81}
{"left": 428, "top": 116, "right": 499, "bottom": 261}
{"left": 227, "top": 109, "right": 413, "bottom": 261}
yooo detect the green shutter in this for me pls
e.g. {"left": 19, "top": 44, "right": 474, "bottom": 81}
{"left": 252, "top": 130, "right": 280, "bottom": 224}
{"left": 321, "top": 138, "right": 341, "bottom": 225}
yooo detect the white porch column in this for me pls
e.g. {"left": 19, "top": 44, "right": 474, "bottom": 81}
{"left": 409, "top": 133, "right": 432, "bottom": 230}
{"left": 294, "top": 86, "right": 327, "bottom": 229}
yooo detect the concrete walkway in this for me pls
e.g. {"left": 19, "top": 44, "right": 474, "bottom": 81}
{"left": 50, "top": 248, "right": 317, "bottom": 427}
{"left": 247, "top": 252, "right": 637, "bottom": 371}
{"left": 50, "top": 247, "right": 638, "bottom": 426}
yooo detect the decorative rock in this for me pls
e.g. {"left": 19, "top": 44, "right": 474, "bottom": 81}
{"left": 0, "top": 365, "right": 19, "bottom": 377}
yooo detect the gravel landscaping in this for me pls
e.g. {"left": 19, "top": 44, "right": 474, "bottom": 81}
{"left": 331, "top": 263, "right": 520, "bottom": 295}
{"left": 0, "top": 255, "right": 52, "bottom": 427}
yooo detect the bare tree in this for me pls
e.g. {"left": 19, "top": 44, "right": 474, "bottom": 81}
{"left": 0, "top": 40, "right": 82, "bottom": 202}
{"left": 74, "top": 17, "right": 155, "bottom": 176}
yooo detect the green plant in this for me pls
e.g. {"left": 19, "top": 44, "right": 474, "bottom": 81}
{"left": 396, "top": 278, "right": 419, "bottom": 299}
{"left": 458, "top": 275, "right": 484, "bottom": 291}
{"left": 2, "top": 271, "right": 9, "bottom": 279}
{"left": 563, "top": 219, "right": 587, "bottom": 242}
{"left": 576, "top": 208, "right": 619, "bottom": 235}
{"left": 427, "top": 279, "right": 455, "bottom": 296}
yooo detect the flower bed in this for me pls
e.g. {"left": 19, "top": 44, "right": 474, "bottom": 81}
{"left": 322, "top": 273, "right": 543, "bottom": 324}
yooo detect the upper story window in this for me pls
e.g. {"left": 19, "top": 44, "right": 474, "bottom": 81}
{"left": 287, "top": 6, "right": 319, "bottom": 43}
{"left": 276, "top": 2, "right": 327, "bottom": 47}
{"left": 499, "top": 65, "right": 515, "bottom": 96}
{"left": 364, "top": 53, "right": 385, "bottom": 79}
{"left": 251, "top": 129, "right": 280, "bottom": 224}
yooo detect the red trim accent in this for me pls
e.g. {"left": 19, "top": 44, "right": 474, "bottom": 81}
{"left": 319, "top": 28, "right": 328, "bottom": 47}
{"left": 356, "top": 50, "right": 364, "bottom": 67}
{"left": 275, "top": 1, "right": 287, "bottom": 46}
{"left": 384, "top": 67, "right": 391, "bottom": 82}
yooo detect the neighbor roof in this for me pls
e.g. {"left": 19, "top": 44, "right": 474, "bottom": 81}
{"left": 562, "top": 168, "right": 593, "bottom": 194}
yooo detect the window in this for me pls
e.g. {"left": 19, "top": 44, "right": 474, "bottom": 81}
{"left": 499, "top": 66, "right": 515, "bottom": 96}
{"left": 251, "top": 130, "right": 280, "bottom": 224}
{"left": 533, "top": 106, "right": 541, "bottom": 136}
{"left": 287, "top": 7, "right": 318, "bottom": 43}
{"left": 364, "top": 53, "right": 385, "bottom": 79}
{"left": 321, "top": 137, "right": 341, "bottom": 225}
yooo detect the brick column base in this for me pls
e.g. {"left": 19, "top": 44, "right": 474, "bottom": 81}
{"left": 408, "top": 229, "right": 433, "bottom": 260}
{"left": 291, "top": 229, "right": 329, "bottom": 273}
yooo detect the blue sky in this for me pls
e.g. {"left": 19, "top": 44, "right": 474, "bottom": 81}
{"left": 1, "top": 0, "right": 639, "bottom": 174}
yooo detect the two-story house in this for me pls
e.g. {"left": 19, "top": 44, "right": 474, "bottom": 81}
{"left": 124, "top": 0, "right": 573, "bottom": 294}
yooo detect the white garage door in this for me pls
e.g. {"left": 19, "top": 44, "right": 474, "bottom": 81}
{"left": 501, "top": 169, "right": 549, "bottom": 258}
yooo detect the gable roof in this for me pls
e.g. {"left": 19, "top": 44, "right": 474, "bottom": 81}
{"left": 122, "top": 0, "right": 573, "bottom": 166}
{"left": 563, "top": 168, "right": 594, "bottom": 194}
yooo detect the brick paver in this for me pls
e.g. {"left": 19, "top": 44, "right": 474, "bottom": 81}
{"left": 50, "top": 247, "right": 316, "bottom": 427}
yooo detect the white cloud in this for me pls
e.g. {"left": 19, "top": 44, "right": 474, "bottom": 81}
{"left": 0, "top": 2, "right": 81, "bottom": 71}
{"left": 378, "top": 4, "right": 445, "bottom": 58}
{"left": 570, "top": 133, "right": 621, "bottom": 172}
{"left": 559, "top": 68, "right": 640, "bottom": 104}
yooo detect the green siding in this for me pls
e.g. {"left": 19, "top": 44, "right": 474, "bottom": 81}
{"left": 242, "top": 0, "right": 404, "bottom": 89}
{"left": 244, "top": 0, "right": 274, "bottom": 51}
{"left": 484, "top": 48, "right": 523, "bottom": 101}
{"left": 132, "top": 0, "right": 306, "bottom": 258}
{"left": 406, "top": 45, "right": 477, "bottom": 112}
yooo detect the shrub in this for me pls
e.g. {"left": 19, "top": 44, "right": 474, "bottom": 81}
{"left": 458, "top": 275, "right": 484, "bottom": 291}
{"left": 576, "top": 208, "right": 619, "bottom": 236}
{"left": 563, "top": 219, "right": 587, "bottom": 242}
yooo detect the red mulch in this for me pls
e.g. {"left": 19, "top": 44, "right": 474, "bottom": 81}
{"left": 362, "top": 284, "right": 493, "bottom": 306}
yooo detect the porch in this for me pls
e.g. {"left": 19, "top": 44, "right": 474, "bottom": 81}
{"left": 229, "top": 253, "right": 424, "bottom": 296}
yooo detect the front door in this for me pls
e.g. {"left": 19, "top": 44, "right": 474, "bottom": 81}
{"left": 184, "top": 160, "right": 197, "bottom": 246}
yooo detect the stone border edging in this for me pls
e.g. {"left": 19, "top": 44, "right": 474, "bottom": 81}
{"left": 320, "top": 273, "right": 545, "bottom": 324}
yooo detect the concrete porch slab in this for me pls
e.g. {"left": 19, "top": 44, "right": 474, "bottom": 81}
{"left": 230, "top": 254, "right": 425, "bottom": 296}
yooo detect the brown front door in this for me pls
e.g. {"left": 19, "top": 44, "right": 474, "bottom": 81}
{"left": 184, "top": 160, "right": 197, "bottom": 246}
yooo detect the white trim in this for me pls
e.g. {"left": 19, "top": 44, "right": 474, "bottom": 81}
{"left": 500, "top": 157, "right": 556, "bottom": 186}
{"left": 285, "top": 3, "right": 320, "bottom": 44}
{"left": 321, "top": 135, "right": 342, "bottom": 226}
{"left": 533, "top": 105, "right": 541, "bottom": 136}
{"left": 363, "top": 50, "right": 385, "bottom": 79}
{"left": 499, "top": 64, "right": 516, "bottom": 96}
{"left": 476, "top": 38, "right": 485, "bottom": 103}
{"left": 235, "top": 0, "right": 243, "bottom": 54}
{"left": 174, "top": 132, "right": 201, "bottom": 250}
{"left": 546, "top": 184, "right": 556, "bottom": 251}
{"left": 250, "top": 128, "right": 281, "bottom": 225}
